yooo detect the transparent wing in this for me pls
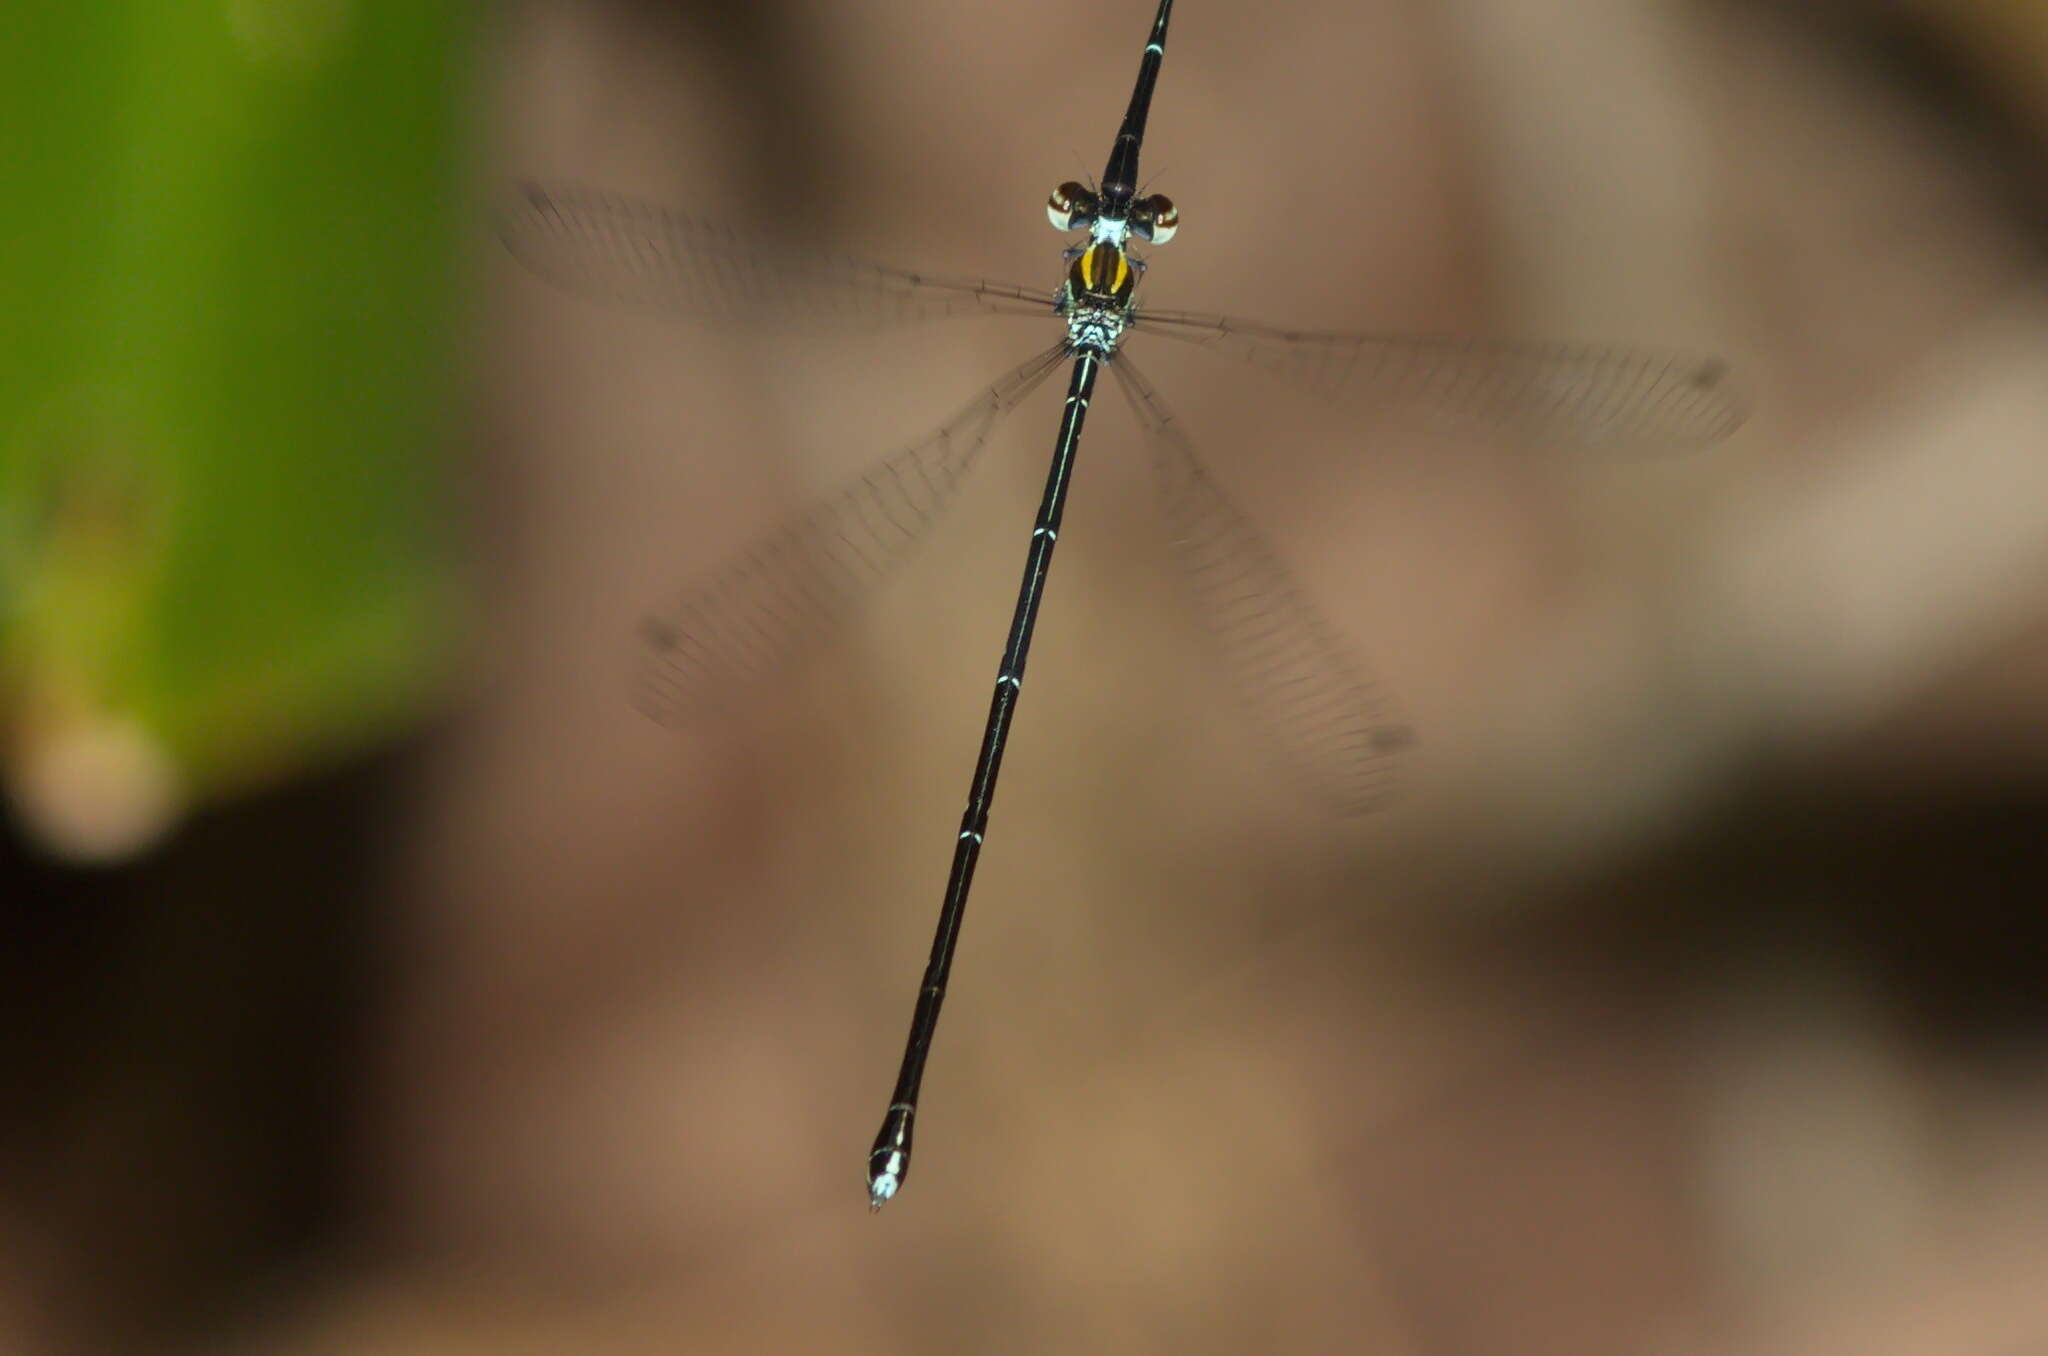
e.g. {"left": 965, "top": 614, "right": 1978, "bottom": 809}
{"left": 636, "top": 342, "right": 1071, "bottom": 724}
{"left": 1112, "top": 354, "right": 1416, "bottom": 815}
{"left": 1131, "top": 307, "right": 1745, "bottom": 452}
{"left": 501, "top": 180, "right": 1060, "bottom": 329}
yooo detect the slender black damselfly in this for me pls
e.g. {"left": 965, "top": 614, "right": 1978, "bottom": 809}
{"left": 499, "top": 0, "right": 1746, "bottom": 1210}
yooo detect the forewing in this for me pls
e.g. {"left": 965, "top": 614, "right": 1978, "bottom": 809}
{"left": 1132, "top": 308, "right": 1745, "bottom": 452}
{"left": 501, "top": 180, "right": 1060, "bottom": 329}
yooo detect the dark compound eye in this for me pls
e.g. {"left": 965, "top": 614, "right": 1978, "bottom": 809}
{"left": 1132, "top": 193, "right": 1177, "bottom": 244}
{"left": 1047, "top": 181, "right": 1099, "bottom": 232}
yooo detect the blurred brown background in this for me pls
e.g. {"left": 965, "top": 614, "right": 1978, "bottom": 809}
{"left": 5, "top": 0, "right": 2048, "bottom": 1352}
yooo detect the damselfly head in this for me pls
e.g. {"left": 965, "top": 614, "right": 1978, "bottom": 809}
{"left": 1047, "top": 181, "right": 1101, "bottom": 233}
{"left": 1129, "top": 193, "right": 1178, "bottom": 245}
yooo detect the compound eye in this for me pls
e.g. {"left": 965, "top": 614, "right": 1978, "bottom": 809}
{"left": 1132, "top": 193, "right": 1178, "bottom": 245}
{"left": 1047, "top": 181, "right": 1099, "bottom": 232}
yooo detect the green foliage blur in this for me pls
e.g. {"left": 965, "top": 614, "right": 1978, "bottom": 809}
{"left": 1, "top": 2, "right": 464, "bottom": 858}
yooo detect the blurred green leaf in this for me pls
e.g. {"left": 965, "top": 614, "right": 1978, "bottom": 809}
{"left": 1, "top": 1, "right": 464, "bottom": 857}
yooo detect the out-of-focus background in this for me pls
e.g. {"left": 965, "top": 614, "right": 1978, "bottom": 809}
{"left": 4, "top": 0, "right": 2047, "bottom": 1351}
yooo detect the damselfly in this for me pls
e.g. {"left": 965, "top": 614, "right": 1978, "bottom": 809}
{"left": 500, "top": 0, "right": 1746, "bottom": 1211}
